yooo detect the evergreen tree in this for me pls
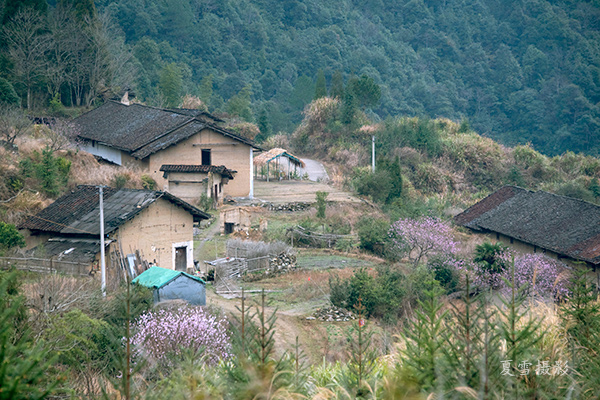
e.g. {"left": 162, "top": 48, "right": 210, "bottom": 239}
{"left": 226, "top": 84, "right": 253, "bottom": 122}
{"left": 0, "top": 273, "right": 57, "bottom": 399}
{"left": 330, "top": 70, "right": 344, "bottom": 99}
{"left": 402, "top": 281, "right": 447, "bottom": 391}
{"left": 341, "top": 87, "right": 357, "bottom": 125}
{"left": 347, "top": 74, "right": 381, "bottom": 110}
{"left": 344, "top": 299, "right": 377, "bottom": 398}
{"left": 314, "top": 69, "right": 327, "bottom": 99}
{"left": 198, "top": 74, "right": 213, "bottom": 106}
{"left": 158, "top": 63, "right": 183, "bottom": 108}
{"left": 497, "top": 258, "right": 543, "bottom": 398}
{"left": 256, "top": 106, "right": 271, "bottom": 142}
{"left": 561, "top": 267, "right": 600, "bottom": 398}
{"left": 0, "top": 78, "right": 20, "bottom": 105}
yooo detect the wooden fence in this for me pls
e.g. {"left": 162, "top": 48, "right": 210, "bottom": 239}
{"left": 0, "top": 257, "right": 91, "bottom": 276}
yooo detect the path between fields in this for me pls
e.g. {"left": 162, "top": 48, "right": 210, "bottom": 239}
{"left": 206, "top": 289, "right": 315, "bottom": 359}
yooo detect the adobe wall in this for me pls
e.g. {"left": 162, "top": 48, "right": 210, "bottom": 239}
{"left": 164, "top": 171, "right": 226, "bottom": 205}
{"left": 147, "top": 128, "right": 252, "bottom": 197}
{"left": 112, "top": 199, "right": 194, "bottom": 271}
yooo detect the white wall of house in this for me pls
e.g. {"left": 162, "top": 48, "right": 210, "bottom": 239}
{"left": 81, "top": 140, "right": 123, "bottom": 165}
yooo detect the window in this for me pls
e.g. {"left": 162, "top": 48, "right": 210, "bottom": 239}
{"left": 201, "top": 149, "right": 211, "bottom": 165}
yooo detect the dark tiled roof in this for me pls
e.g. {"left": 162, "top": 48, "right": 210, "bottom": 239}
{"left": 159, "top": 164, "right": 236, "bottom": 179}
{"left": 19, "top": 185, "right": 209, "bottom": 235}
{"left": 454, "top": 186, "right": 600, "bottom": 264}
{"left": 27, "top": 238, "right": 107, "bottom": 263}
{"left": 74, "top": 101, "right": 259, "bottom": 158}
{"left": 166, "top": 108, "right": 224, "bottom": 123}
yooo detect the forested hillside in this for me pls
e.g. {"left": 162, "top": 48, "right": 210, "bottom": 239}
{"left": 1, "top": 0, "right": 599, "bottom": 155}
{"left": 100, "top": 0, "right": 600, "bottom": 154}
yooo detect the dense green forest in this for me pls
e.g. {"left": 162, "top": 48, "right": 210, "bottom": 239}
{"left": 1, "top": 0, "right": 599, "bottom": 155}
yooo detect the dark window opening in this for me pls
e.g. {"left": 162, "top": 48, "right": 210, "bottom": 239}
{"left": 225, "top": 223, "right": 234, "bottom": 234}
{"left": 219, "top": 182, "right": 222, "bottom": 193}
{"left": 202, "top": 149, "right": 211, "bottom": 165}
{"left": 175, "top": 246, "right": 187, "bottom": 271}
{"left": 496, "top": 232, "right": 499, "bottom": 240}
{"left": 510, "top": 237, "right": 514, "bottom": 244}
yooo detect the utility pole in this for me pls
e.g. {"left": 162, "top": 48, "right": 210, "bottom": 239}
{"left": 99, "top": 186, "right": 106, "bottom": 297}
{"left": 372, "top": 135, "right": 375, "bottom": 172}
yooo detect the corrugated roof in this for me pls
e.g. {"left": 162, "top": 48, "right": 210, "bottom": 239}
{"left": 75, "top": 101, "right": 260, "bottom": 158}
{"left": 132, "top": 266, "right": 205, "bottom": 288}
{"left": 159, "top": 164, "right": 236, "bottom": 179}
{"left": 19, "top": 185, "right": 209, "bottom": 234}
{"left": 454, "top": 186, "right": 600, "bottom": 264}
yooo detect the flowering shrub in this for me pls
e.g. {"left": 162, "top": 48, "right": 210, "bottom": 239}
{"left": 389, "top": 217, "right": 458, "bottom": 265}
{"left": 506, "top": 253, "right": 569, "bottom": 299}
{"left": 130, "top": 307, "right": 231, "bottom": 367}
{"left": 457, "top": 249, "right": 569, "bottom": 299}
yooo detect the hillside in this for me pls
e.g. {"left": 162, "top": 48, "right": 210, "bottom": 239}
{"left": 97, "top": 0, "right": 599, "bottom": 155}
{"left": 1, "top": 0, "right": 599, "bottom": 155}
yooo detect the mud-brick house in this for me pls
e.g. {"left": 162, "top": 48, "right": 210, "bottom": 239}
{"left": 159, "top": 164, "right": 235, "bottom": 205}
{"left": 455, "top": 186, "right": 600, "bottom": 282}
{"left": 19, "top": 186, "right": 209, "bottom": 278}
{"left": 74, "top": 101, "right": 261, "bottom": 199}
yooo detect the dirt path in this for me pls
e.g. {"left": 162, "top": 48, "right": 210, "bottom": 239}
{"left": 206, "top": 289, "right": 319, "bottom": 359}
{"left": 298, "top": 158, "right": 329, "bottom": 182}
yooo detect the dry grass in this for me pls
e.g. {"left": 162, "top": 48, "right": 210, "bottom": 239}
{"left": 67, "top": 150, "right": 147, "bottom": 188}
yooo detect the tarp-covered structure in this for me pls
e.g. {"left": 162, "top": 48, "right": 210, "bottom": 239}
{"left": 133, "top": 266, "right": 206, "bottom": 305}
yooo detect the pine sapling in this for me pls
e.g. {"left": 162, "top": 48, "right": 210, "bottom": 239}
{"left": 345, "top": 298, "right": 377, "bottom": 398}
{"left": 401, "top": 280, "right": 448, "bottom": 392}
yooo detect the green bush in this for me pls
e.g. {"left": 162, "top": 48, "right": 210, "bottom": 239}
{"left": 329, "top": 266, "right": 408, "bottom": 323}
{"left": 356, "top": 217, "right": 389, "bottom": 257}
{"left": 141, "top": 174, "right": 157, "bottom": 190}
{"left": 353, "top": 168, "right": 393, "bottom": 203}
{"left": 18, "top": 147, "right": 70, "bottom": 198}
{"left": 427, "top": 256, "right": 460, "bottom": 293}
{"left": 555, "top": 181, "right": 595, "bottom": 203}
{"left": 0, "top": 221, "right": 25, "bottom": 255}
{"left": 473, "top": 242, "right": 508, "bottom": 274}
{"left": 0, "top": 78, "right": 20, "bottom": 106}
{"left": 111, "top": 173, "right": 130, "bottom": 189}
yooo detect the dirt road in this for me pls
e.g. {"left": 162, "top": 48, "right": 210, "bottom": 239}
{"left": 298, "top": 158, "right": 329, "bottom": 182}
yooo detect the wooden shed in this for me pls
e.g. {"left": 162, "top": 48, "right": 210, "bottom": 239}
{"left": 132, "top": 266, "right": 206, "bottom": 305}
{"left": 253, "top": 148, "right": 305, "bottom": 181}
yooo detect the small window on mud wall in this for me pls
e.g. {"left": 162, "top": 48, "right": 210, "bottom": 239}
{"left": 202, "top": 149, "right": 211, "bottom": 165}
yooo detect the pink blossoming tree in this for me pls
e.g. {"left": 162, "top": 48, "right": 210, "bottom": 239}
{"left": 130, "top": 306, "right": 231, "bottom": 367}
{"left": 389, "top": 217, "right": 458, "bottom": 265}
